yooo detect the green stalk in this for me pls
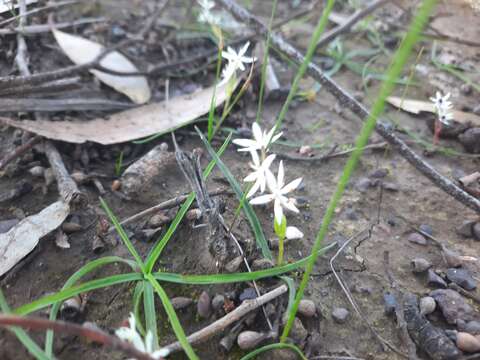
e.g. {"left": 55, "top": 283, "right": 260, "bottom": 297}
{"left": 256, "top": 0, "right": 278, "bottom": 123}
{"left": 207, "top": 27, "right": 224, "bottom": 142}
{"left": 272, "top": 0, "right": 335, "bottom": 136}
{"left": 281, "top": 0, "right": 438, "bottom": 342}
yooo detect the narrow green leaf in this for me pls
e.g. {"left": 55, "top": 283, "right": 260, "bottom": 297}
{"left": 196, "top": 127, "right": 272, "bottom": 260}
{"left": 133, "top": 282, "right": 146, "bottom": 336}
{"left": 0, "top": 289, "right": 50, "bottom": 360}
{"left": 241, "top": 343, "right": 307, "bottom": 360}
{"left": 99, "top": 197, "right": 145, "bottom": 272}
{"left": 146, "top": 275, "right": 198, "bottom": 360}
{"left": 143, "top": 282, "right": 159, "bottom": 349}
{"left": 46, "top": 256, "right": 136, "bottom": 356}
{"left": 15, "top": 273, "right": 142, "bottom": 316}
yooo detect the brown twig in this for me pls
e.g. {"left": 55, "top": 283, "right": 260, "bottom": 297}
{"left": 0, "top": 314, "right": 158, "bottom": 360}
{"left": 383, "top": 251, "right": 420, "bottom": 360}
{"left": 159, "top": 284, "right": 287, "bottom": 355}
{"left": 0, "top": 135, "right": 40, "bottom": 170}
{"left": 0, "top": 76, "right": 81, "bottom": 96}
{"left": 109, "top": 187, "right": 232, "bottom": 233}
{"left": 0, "top": 98, "right": 133, "bottom": 112}
{"left": 316, "top": 0, "right": 390, "bottom": 49}
{"left": 0, "top": 17, "right": 105, "bottom": 35}
{"left": 44, "top": 140, "right": 85, "bottom": 205}
{"left": 217, "top": 0, "right": 480, "bottom": 214}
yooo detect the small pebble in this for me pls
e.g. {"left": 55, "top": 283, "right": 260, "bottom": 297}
{"left": 383, "top": 292, "right": 397, "bottom": 316}
{"left": 381, "top": 181, "right": 399, "bottom": 192}
{"left": 225, "top": 256, "right": 243, "bottom": 273}
{"left": 456, "top": 220, "right": 475, "bottom": 238}
{"left": 461, "top": 83, "right": 472, "bottom": 96}
{"left": 427, "top": 269, "right": 447, "bottom": 288}
{"left": 197, "top": 291, "right": 211, "bottom": 318}
{"left": 237, "top": 331, "right": 267, "bottom": 350}
{"left": 111, "top": 179, "right": 121, "bottom": 191}
{"left": 411, "top": 258, "right": 432, "bottom": 273}
{"left": 473, "top": 222, "right": 480, "bottom": 241}
{"left": 331, "top": 307, "right": 349, "bottom": 324}
{"left": 419, "top": 224, "right": 433, "bottom": 236}
{"left": 251, "top": 258, "right": 274, "bottom": 271}
{"left": 408, "top": 232, "right": 427, "bottom": 246}
{"left": 297, "top": 299, "right": 316, "bottom": 318}
{"left": 456, "top": 332, "right": 480, "bottom": 353}
{"left": 148, "top": 213, "right": 169, "bottom": 228}
{"left": 369, "top": 168, "right": 388, "bottom": 178}
{"left": 419, "top": 296, "right": 436, "bottom": 316}
{"left": 463, "top": 321, "right": 480, "bottom": 335}
{"left": 289, "top": 317, "right": 308, "bottom": 343}
{"left": 28, "top": 165, "right": 45, "bottom": 177}
{"left": 171, "top": 297, "right": 193, "bottom": 310}
{"left": 355, "top": 177, "right": 372, "bottom": 192}
{"left": 446, "top": 268, "right": 477, "bottom": 291}
{"left": 299, "top": 145, "right": 313, "bottom": 156}
{"left": 211, "top": 294, "right": 225, "bottom": 312}
{"left": 239, "top": 288, "right": 257, "bottom": 302}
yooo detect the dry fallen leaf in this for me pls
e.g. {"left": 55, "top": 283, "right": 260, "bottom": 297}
{"left": 387, "top": 96, "right": 480, "bottom": 127}
{"left": 0, "top": 80, "right": 237, "bottom": 145}
{"left": 52, "top": 29, "right": 151, "bottom": 104}
{"left": 0, "top": 201, "right": 70, "bottom": 276}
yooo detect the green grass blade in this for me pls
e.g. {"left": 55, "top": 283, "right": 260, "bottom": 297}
{"left": 272, "top": 0, "right": 335, "bottom": 133}
{"left": 153, "top": 242, "right": 336, "bottom": 284}
{"left": 0, "top": 289, "right": 50, "bottom": 360}
{"left": 99, "top": 198, "right": 145, "bottom": 272}
{"left": 280, "top": 0, "right": 438, "bottom": 342}
{"left": 196, "top": 128, "right": 272, "bottom": 260}
{"left": 143, "top": 281, "right": 159, "bottom": 349}
{"left": 15, "top": 273, "right": 142, "bottom": 316}
{"left": 241, "top": 343, "right": 307, "bottom": 360}
{"left": 45, "top": 256, "right": 136, "bottom": 356}
{"left": 279, "top": 276, "right": 296, "bottom": 316}
{"left": 145, "top": 134, "right": 232, "bottom": 273}
{"left": 146, "top": 275, "right": 198, "bottom": 360}
{"left": 133, "top": 281, "right": 146, "bottom": 336}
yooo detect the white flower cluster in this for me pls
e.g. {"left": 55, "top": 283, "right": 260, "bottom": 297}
{"left": 233, "top": 123, "right": 304, "bottom": 240}
{"left": 220, "top": 41, "right": 256, "bottom": 85}
{"left": 430, "top": 91, "right": 453, "bottom": 125}
{"left": 116, "top": 313, "right": 169, "bottom": 360}
{"left": 197, "top": 0, "right": 219, "bottom": 25}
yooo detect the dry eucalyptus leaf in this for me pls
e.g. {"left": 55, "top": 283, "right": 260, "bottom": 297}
{"left": 0, "top": 201, "right": 70, "bottom": 276}
{"left": 55, "top": 229, "right": 70, "bottom": 249}
{"left": 52, "top": 29, "right": 151, "bottom": 104}
{"left": 387, "top": 96, "right": 480, "bottom": 127}
{"left": 0, "top": 80, "right": 237, "bottom": 145}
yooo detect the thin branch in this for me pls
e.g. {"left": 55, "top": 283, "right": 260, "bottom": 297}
{"left": 159, "top": 284, "right": 287, "bottom": 355}
{"left": 0, "top": 135, "right": 40, "bottom": 170}
{"left": 217, "top": 0, "right": 480, "bottom": 214}
{"left": 0, "top": 314, "right": 158, "bottom": 360}
{"left": 0, "top": 17, "right": 105, "bottom": 35}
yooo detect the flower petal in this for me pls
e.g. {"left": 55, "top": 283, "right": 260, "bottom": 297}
{"left": 286, "top": 226, "right": 304, "bottom": 240}
{"left": 244, "top": 172, "right": 258, "bottom": 182}
{"left": 274, "top": 199, "right": 284, "bottom": 225}
{"left": 239, "top": 41, "right": 250, "bottom": 57}
{"left": 250, "top": 193, "right": 274, "bottom": 205}
{"left": 233, "top": 138, "right": 257, "bottom": 149}
{"left": 252, "top": 122, "right": 263, "bottom": 144}
{"left": 265, "top": 169, "right": 278, "bottom": 192}
{"left": 262, "top": 154, "right": 276, "bottom": 170}
{"left": 281, "top": 177, "right": 303, "bottom": 194}
{"left": 246, "top": 180, "right": 261, "bottom": 198}
{"left": 283, "top": 197, "right": 300, "bottom": 213}
{"left": 250, "top": 150, "right": 260, "bottom": 166}
{"left": 277, "top": 161, "right": 285, "bottom": 188}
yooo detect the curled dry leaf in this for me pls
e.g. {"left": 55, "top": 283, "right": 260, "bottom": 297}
{"left": 0, "top": 201, "right": 70, "bottom": 276}
{"left": 0, "top": 80, "right": 237, "bottom": 145}
{"left": 52, "top": 29, "right": 151, "bottom": 104}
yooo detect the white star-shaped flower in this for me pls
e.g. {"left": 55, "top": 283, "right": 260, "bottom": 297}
{"left": 250, "top": 161, "right": 302, "bottom": 225}
{"left": 233, "top": 122, "right": 282, "bottom": 153}
{"left": 197, "top": 0, "right": 215, "bottom": 10}
{"left": 222, "top": 41, "right": 256, "bottom": 73}
{"left": 244, "top": 151, "right": 276, "bottom": 198}
{"left": 438, "top": 110, "right": 454, "bottom": 125}
{"left": 116, "top": 313, "right": 170, "bottom": 359}
{"left": 430, "top": 91, "right": 453, "bottom": 112}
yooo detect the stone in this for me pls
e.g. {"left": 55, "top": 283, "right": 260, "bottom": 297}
{"left": 427, "top": 269, "right": 447, "bottom": 288}
{"left": 297, "top": 299, "right": 316, "bottom": 318}
{"left": 459, "top": 128, "right": 480, "bottom": 154}
{"left": 411, "top": 258, "right": 432, "bottom": 273}
{"left": 171, "top": 297, "right": 193, "bottom": 310}
{"left": 456, "top": 332, "right": 480, "bottom": 353}
{"left": 383, "top": 292, "right": 397, "bottom": 316}
{"left": 197, "top": 291, "right": 211, "bottom": 318}
{"left": 446, "top": 268, "right": 477, "bottom": 290}
{"left": 289, "top": 317, "right": 308, "bottom": 343}
{"left": 456, "top": 220, "right": 475, "bottom": 238}
{"left": 473, "top": 223, "right": 480, "bottom": 241}
{"left": 419, "top": 224, "right": 433, "bottom": 236}
{"left": 332, "top": 307, "right": 349, "bottom": 324}
{"left": 430, "top": 289, "right": 476, "bottom": 324}
{"left": 355, "top": 177, "right": 372, "bottom": 192}
{"left": 239, "top": 288, "right": 257, "bottom": 302}
{"left": 419, "top": 296, "right": 436, "bottom": 316}
{"left": 408, "top": 232, "right": 427, "bottom": 245}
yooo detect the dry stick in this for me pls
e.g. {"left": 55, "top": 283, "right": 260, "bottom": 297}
{"left": 44, "top": 141, "right": 85, "bottom": 205}
{"left": 0, "top": 98, "right": 133, "bottom": 112}
{"left": 0, "top": 17, "right": 105, "bottom": 35}
{"left": 217, "top": 0, "right": 480, "bottom": 214}
{"left": 108, "top": 187, "right": 232, "bottom": 233}
{"left": 0, "top": 135, "right": 40, "bottom": 170}
{"left": 383, "top": 251, "right": 420, "bottom": 360}
{"left": 0, "top": 77, "right": 81, "bottom": 96}
{"left": 14, "top": 0, "right": 85, "bottom": 206}
{"left": 330, "top": 229, "right": 407, "bottom": 358}
{"left": 316, "top": 0, "right": 390, "bottom": 49}
{"left": 0, "top": 314, "right": 158, "bottom": 360}
{"left": 159, "top": 284, "right": 288, "bottom": 355}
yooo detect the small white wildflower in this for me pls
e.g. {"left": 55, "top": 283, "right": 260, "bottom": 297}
{"left": 286, "top": 226, "right": 304, "bottom": 240}
{"left": 197, "top": 0, "right": 219, "bottom": 25}
{"left": 250, "top": 161, "right": 302, "bottom": 225}
{"left": 244, "top": 151, "right": 276, "bottom": 198}
{"left": 233, "top": 122, "right": 282, "bottom": 153}
{"left": 222, "top": 41, "right": 256, "bottom": 73}
{"left": 116, "top": 313, "right": 168, "bottom": 359}
{"left": 197, "top": 0, "right": 215, "bottom": 10}
{"left": 430, "top": 91, "right": 454, "bottom": 126}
